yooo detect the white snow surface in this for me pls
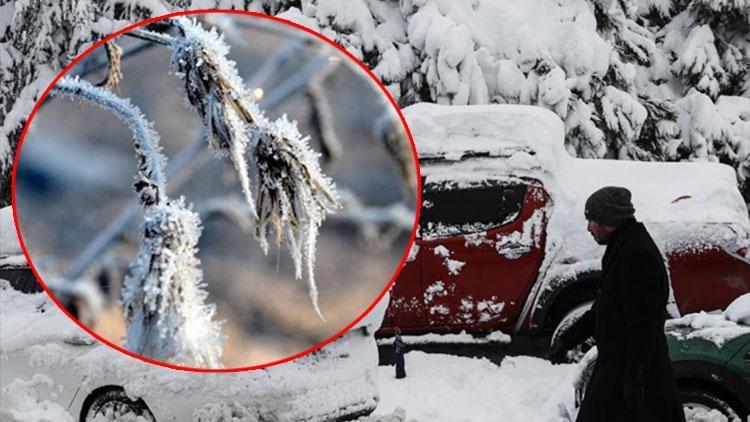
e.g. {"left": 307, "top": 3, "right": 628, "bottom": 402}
{"left": 405, "top": 103, "right": 748, "bottom": 229}
{"left": 723, "top": 293, "right": 750, "bottom": 325}
{"left": 0, "top": 375, "right": 75, "bottom": 422}
{"left": 373, "top": 352, "right": 579, "bottom": 422}
{"left": 0, "top": 206, "right": 22, "bottom": 257}
{"left": 376, "top": 329, "right": 511, "bottom": 346}
{"left": 0, "top": 281, "right": 387, "bottom": 421}
{"left": 0, "top": 281, "right": 81, "bottom": 354}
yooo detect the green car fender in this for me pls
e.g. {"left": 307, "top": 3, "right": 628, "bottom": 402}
{"left": 573, "top": 331, "right": 750, "bottom": 414}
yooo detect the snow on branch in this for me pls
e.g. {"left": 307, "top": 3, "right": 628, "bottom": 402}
{"left": 52, "top": 77, "right": 224, "bottom": 367}
{"left": 168, "top": 18, "right": 341, "bottom": 320}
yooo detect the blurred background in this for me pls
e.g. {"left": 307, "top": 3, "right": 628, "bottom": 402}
{"left": 14, "top": 14, "right": 417, "bottom": 367}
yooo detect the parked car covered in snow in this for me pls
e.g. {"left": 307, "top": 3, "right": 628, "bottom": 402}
{"left": 378, "top": 104, "right": 750, "bottom": 346}
{"left": 0, "top": 277, "right": 387, "bottom": 421}
{"left": 0, "top": 207, "right": 388, "bottom": 421}
{"left": 572, "top": 294, "right": 750, "bottom": 421}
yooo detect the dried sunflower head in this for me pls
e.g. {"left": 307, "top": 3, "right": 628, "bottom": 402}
{"left": 170, "top": 17, "right": 267, "bottom": 217}
{"left": 254, "top": 116, "right": 341, "bottom": 319}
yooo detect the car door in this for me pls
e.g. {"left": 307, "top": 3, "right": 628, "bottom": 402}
{"left": 382, "top": 241, "right": 426, "bottom": 331}
{"left": 419, "top": 177, "right": 549, "bottom": 332}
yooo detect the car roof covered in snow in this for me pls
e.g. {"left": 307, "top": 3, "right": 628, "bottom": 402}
{"left": 404, "top": 103, "right": 567, "bottom": 161}
{"left": 404, "top": 103, "right": 750, "bottom": 228}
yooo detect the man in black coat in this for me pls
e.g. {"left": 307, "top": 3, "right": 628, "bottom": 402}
{"left": 549, "top": 186, "right": 685, "bottom": 422}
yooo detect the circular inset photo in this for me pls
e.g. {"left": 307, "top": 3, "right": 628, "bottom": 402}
{"left": 13, "top": 11, "right": 418, "bottom": 370}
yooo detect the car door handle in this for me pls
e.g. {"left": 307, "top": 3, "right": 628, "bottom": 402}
{"left": 499, "top": 242, "right": 530, "bottom": 253}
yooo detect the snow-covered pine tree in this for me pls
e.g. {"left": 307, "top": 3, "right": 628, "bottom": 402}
{"left": 51, "top": 76, "right": 225, "bottom": 368}
{"left": 2, "top": 0, "right": 749, "bottom": 205}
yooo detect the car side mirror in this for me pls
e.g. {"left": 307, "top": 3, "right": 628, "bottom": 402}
{"left": 63, "top": 335, "right": 96, "bottom": 346}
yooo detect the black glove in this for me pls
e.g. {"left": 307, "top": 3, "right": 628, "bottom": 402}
{"left": 547, "top": 340, "right": 568, "bottom": 364}
{"left": 623, "top": 382, "right": 645, "bottom": 410}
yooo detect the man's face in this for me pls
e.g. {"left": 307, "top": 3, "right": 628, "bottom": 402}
{"left": 587, "top": 220, "right": 614, "bottom": 245}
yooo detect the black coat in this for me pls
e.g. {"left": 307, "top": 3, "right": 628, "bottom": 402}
{"left": 561, "top": 219, "right": 685, "bottom": 422}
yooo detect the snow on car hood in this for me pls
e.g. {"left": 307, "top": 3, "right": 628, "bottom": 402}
{"left": 0, "top": 280, "right": 81, "bottom": 354}
{"left": 665, "top": 309, "right": 750, "bottom": 348}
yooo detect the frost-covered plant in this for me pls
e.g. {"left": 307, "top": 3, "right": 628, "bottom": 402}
{"left": 169, "top": 18, "right": 340, "bottom": 319}
{"left": 170, "top": 17, "right": 264, "bottom": 218}
{"left": 52, "top": 76, "right": 224, "bottom": 368}
{"left": 253, "top": 116, "right": 339, "bottom": 319}
{"left": 122, "top": 198, "right": 224, "bottom": 368}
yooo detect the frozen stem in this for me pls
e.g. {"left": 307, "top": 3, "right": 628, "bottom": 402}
{"left": 52, "top": 77, "right": 166, "bottom": 207}
{"left": 52, "top": 77, "right": 224, "bottom": 367}
{"left": 98, "top": 41, "right": 123, "bottom": 91}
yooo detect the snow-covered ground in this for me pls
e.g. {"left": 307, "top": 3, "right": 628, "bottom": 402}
{"left": 373, "top": 352, "right": 579, "bottom": 422}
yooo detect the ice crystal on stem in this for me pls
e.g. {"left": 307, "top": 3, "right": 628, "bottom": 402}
{"left": 52, "top": 77, "right": 224, "bottom": 368}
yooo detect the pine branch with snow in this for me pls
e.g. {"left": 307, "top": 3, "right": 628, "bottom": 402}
{"left": 672, "top": 25, "right": 727, "bottom": 99}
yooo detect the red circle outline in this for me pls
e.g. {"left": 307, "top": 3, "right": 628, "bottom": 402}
{"left": 11, "top": 9, "right": 422, "bottom": 373}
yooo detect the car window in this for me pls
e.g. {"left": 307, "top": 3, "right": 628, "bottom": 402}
{"left": 420, "top": 179, "right": 526, "bottom": 239}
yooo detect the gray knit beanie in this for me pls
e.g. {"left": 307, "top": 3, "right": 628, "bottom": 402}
{"left": 584, "top": 186, "right": 635, "bottom": 227}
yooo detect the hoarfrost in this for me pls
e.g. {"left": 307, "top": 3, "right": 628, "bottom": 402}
{"left": 52, "top": 77, "right": 224, "bottom": 368}
{"left": 169, "top": 18, "right": 341, "bottom": 320}
{"left": 122, "top": 199, "right": 225, "bottom": 368}
{"left": 52, "top": 77, "right": 166, "bottom": 206}
{"left": 170, "top": 17, "right": 265, "bottom": 217}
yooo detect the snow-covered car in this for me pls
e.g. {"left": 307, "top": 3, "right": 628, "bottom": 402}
{"left": 572, "top": 294, "right": 750, "bottom": 421}
{"left": 378, "top": 104, "right": 750, "bottom": 346}
{"left": 0, "top": 228, "right": 387, "bottom": 422}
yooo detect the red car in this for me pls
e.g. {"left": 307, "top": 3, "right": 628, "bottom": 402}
{"left": 378, "top": 103, "right": 750, "bottom": 346}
